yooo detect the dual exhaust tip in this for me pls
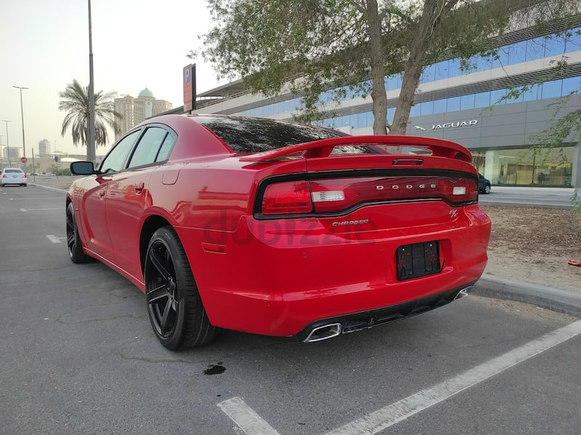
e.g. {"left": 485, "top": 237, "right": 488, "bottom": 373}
{"left": 302, "top": 285, "right": 473, "bottom": 343}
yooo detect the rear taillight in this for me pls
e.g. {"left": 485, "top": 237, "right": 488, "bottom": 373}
{"left": 259, "top": 175, "right": 477, "bottom": 216}
{"left": 261, "top": 181, "right": 313, "bottom": 215}
{"left": 437, "top": 177, "right": 478, "bottom": 204}
{"left": 24, "top": 174, "right": 27, "bottom": 178}
{"left": 310, "top": 176, "right": 477, "bottom": 213}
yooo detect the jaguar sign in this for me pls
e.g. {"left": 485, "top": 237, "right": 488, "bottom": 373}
{"left": 414, "top": 119, "right": 478, "bottom": 131}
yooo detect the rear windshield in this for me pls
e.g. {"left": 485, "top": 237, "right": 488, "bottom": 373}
{"left": 194, "top": 116, "right": 342, "bottom": 154}
{"left": 5, "top": 169, "right": 23, "bottom": 174}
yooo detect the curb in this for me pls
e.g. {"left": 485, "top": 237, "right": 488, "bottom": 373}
{"left": 30, "top": 183, "right": 68, "bottom": 193}
{"left": 474, "top": 273, "right": 581, "bottom": 318}
{"left": 479, "top": 201, "right": 572, "bottom": 210}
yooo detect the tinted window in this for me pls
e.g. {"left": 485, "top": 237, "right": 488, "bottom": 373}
{"left": 195, "top": 116, "right": 341, "bottom": 154}
{"left": 128, "top": 127, "right": 170, "bottom": 168}
{"left": 99, "top": 130, "right": 140, "bottom": 174}
{"left": 5, "top": 169, "right": 23, "bottom": 174}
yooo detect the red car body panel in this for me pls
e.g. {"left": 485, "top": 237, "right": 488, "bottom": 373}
{"left": 67, "top": 114, "right": 491, "bottom": 339}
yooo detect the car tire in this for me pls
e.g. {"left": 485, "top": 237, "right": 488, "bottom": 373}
{"left": 483, "top": 184, "right": 491, "bottom": 194}
{"left": 66, "top": 202, "right": 91, "bottom": 263}
{"left": 144, "top": 226, "right": 217, "bottom": 350}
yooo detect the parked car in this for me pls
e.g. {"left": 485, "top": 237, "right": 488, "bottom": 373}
{"left": 67, "top": 114, "right": 491, "bottom": 350}
{"left": 1, "top": 168, "right": 27, "bottom": 187}
{"left": 479, "top": 173, "right": 491, "bottom": 194}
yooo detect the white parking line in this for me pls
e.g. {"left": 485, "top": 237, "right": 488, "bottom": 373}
{"left": 20, "top": 208, "right": 61, "bottom": 212}
{"left": 217, "top": 321, "right": 581, "bottom": 435}
{"left": 47, "top": 235, "right": 66, "bottom": 244}
{"left": 326, "top": 320, "right": 581, "bottom": 435}
{"left": 218, "top": 397, "right": 281, "bottom": 435}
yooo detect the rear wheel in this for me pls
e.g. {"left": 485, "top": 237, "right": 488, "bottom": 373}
{"left": 483, "top": 184, "right": 491, "bottom": 194}
{"left": 144, "top": 227, "right": 217, "bottom": 350}
{"left": 66, "top": 202, "right": 90, "bottom": 263}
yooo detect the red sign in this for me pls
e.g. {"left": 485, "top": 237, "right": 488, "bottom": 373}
{"left": 21, "top": 157, "right": 27, "bottom": 164}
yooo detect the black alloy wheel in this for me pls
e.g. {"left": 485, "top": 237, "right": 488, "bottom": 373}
{"left": 144, "top": 227, "right": 217, "bottom": 350}
{"left": 66, "top": 202, "right": 90, "bottom": 263}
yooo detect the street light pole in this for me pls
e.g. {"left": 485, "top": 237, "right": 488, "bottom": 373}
{"left": 2, "top": 120, "right": 11, "bottom": 167}
{"left": 87, "top": 0, "right": 96, "bottom": 163}
{"left": 13, "top": 86, "right": 28, "bottom": 172}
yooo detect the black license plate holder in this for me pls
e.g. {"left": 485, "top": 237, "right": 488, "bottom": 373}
{"left": 396, "top": 241, "right": 441, "bottom": 281}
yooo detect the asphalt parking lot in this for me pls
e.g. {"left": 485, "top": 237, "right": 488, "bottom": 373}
{"left": 1, "top": 185, "right": 581, "bottom": 435}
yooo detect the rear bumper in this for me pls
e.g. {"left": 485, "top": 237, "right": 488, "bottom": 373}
{"left": 180, "top": 203, "right": 491, "bottom": 337}
{"left": 1, "top": 180, "right": 27, "bottom": 185}
{"left": 296, "top": 283, "right": 474, "bottom": 342}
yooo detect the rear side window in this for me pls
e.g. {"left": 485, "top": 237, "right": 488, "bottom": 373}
{"left": 127, "top": 127, "right": 174, "bottom": 168}
{"left": 156, "top": 134, "right": 175, "bottom": 162}
{"left": 195, "top": 116, "right": 341, "bottom": 154}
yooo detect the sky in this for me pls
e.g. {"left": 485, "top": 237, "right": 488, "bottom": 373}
{"left": 0, "top": 0, "right": 225, "bottom": 157}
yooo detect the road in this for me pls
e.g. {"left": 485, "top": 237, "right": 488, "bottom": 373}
{"left": 1, "top": 185, "right": 581, "bottom": 434}
{"left": 479, "top": 186, "right": 576, "bottom": 209}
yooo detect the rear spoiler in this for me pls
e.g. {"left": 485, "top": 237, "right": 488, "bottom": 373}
{"left": 239, "top": 135, "right": 472, "bottom": 163}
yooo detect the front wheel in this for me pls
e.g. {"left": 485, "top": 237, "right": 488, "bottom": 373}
{"left": 483, "top": 184, "right": 491, "bottom": 194}
{"left": 144, "top": 227, "right": 217, "bottom": 350}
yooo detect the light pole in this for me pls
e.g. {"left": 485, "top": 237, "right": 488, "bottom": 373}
{"left": 87, "top": 0, "right": 96, "bottom": 163}
{"left": 2, "top": 120, "right": 11, "bottom": 167}
{"left": 13, "top": 86, "right": 28, "bottom": 172}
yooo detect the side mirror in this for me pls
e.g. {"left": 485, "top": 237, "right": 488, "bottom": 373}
{"left": 70, "top": 161, "right": 96, "bottom": 175}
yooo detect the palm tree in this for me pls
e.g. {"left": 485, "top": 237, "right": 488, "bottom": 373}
{"left": 58, "top": 79, "right": 122, "bottom": 162}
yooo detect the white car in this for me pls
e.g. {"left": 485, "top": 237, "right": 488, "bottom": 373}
{"left": 1, "top": 168, "right": 28, "bottom": 187}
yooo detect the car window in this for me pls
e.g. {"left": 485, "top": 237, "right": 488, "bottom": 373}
{"left": 99, "top": 130, "right": 141, "bottom": 174}
{"left": 127, "top": 127, "right": 171, "bottom": 168}
{"left": 156, "top": 134, "right": 175, "bottom": 162}
{"left": 5, "top": 169, "right": 23, "bottom": 174}
{"left": 195, "top": 116, "right": 341, "bottom": 154}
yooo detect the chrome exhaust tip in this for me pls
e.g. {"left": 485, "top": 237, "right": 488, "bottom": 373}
{"left": 303, "top": 323, "right": 342, "bottom": 343}
{"left": 454, "top": 285, "right": 473, "bottom": 300}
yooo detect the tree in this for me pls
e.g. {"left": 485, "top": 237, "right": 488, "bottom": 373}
{"left": 194, "top": 0, "right": 577, "bottom": 135}
{"left": 58, "top": 79, "right": 122, "bottom": 162}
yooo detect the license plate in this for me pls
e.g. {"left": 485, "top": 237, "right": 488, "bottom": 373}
{"left": 396, "top": 241, "right": 441, "bottom": 281}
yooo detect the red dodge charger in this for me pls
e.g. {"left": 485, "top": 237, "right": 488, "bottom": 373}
{"left": 67, "top": 114, "right": 491, "bottom": 350}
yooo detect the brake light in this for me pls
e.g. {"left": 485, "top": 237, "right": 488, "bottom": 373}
{"left": 24, "top": 174, "right": 27, "bottom": 178}
{"left": 437, "top": 178, "right": 478, "bottom": 203}
{"left": 262, "top": 181, "right": 313, "bottom": 215}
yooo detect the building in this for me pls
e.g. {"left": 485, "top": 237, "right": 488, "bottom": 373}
{"left": 114, "top": 88, "right": 173, "bottom": 141}
{"left": 192, "top": 16, "right": 581, "bottom": 189}
{"left": 38, "top": 139, "right": 51, "bottom": 157}
{"left": 1, "top": 145, "right": 22, "bottom": 168}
